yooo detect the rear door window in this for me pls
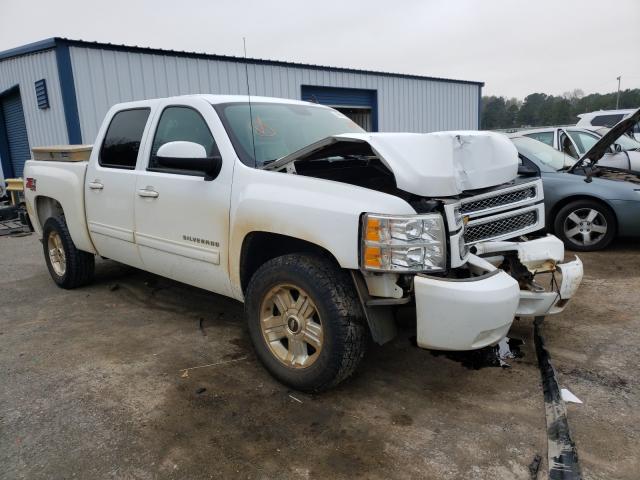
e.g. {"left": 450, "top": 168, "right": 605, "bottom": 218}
{"left": 99, "top": 109, "right": 150, "bottom": 169}
{"left": 524, "top": 131, "right": 554, "bottom": 146}
{"left": 591, "top": 114, "right": 624, "bottom": 127}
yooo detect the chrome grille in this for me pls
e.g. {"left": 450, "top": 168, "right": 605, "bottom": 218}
{"left": 461, "top": 186, "right": 536, "bottom": 214}
{"left": 464, "top": 211, "right": 538, "bottom": 244}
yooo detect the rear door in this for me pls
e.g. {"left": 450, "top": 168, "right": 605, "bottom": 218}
{"left": 85, "top": 108, "right": 151, "bottom": 268}
{"left": 133, "top": 98, "right": 233, "bottom": 296}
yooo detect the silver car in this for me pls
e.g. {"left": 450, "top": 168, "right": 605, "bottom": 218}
{"left": 510, "top": 109, "right": 640, "bottom": 251}
{"left": 511, "top": 126, "right": 640, "bottom": 171}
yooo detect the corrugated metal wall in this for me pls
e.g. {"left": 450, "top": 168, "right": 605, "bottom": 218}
{"left": 69, "top": 46, "right": 480, "bottom": 143}
{"left": 0, "top": 50, "right": 68, "bottom": 146}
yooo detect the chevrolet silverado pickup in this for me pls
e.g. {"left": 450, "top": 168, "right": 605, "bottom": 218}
{"left": 23, "top": 95, "right": 583, "bottom": 392}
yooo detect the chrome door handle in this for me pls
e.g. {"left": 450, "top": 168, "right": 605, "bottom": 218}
{"left": 88, "top": 181, "right": 104, "bottom": 190}
{"left": 137, "top": 189, "right": 159, "bottom": 198}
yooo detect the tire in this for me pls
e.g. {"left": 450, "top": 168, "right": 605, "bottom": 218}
{"left": 245, "top": 254, "right": 366, "bottom": 392}
{"left": 553, "top": 199, "right": 616, "bottom": 251}
{"left": 42, "top": 216, "right": 95, "bottom": 289}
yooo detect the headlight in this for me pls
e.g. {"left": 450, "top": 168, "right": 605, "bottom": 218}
{"left": 361, "top": 213, "right": 446, "bottom": 272}
{"left": 453, "top": 205, "right": 463, "bottom": 229}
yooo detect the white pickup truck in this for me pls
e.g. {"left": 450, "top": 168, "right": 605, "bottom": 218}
{"left": 24, "top": 95, "right": 583, "bottom": 392}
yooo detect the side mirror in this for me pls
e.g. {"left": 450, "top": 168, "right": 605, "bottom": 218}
{"left": 613, "top": 143, "right": 623, "bottom": 153}
{"left": 156, "top": 141, "right": 222, "bottom": 181}
{"left": 517, "top": 163, "right": 538, "bottom": 176}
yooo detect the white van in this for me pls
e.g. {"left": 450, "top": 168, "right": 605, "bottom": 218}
{"left": 576, "top": 109, "right": 640, "bottom": 140}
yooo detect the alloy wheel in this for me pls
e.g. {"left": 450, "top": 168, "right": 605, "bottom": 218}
{"left": 47, "top": 230, "right": 66, "bottom": 276}
{"left": 259, "top": 284, "right": 323, "bottom": 368}
{"left": 563, "top": 208, "right": 607, "bottom": 247}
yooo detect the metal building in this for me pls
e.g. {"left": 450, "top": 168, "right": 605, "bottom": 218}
{"left": 0, "top": 38, "right": 483, "bottom": 178}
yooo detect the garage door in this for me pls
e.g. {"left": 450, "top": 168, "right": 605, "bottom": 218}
{"left": 301, "top": 85, "right": 378, "bottom": 131}
{"left": 1, "top": 90, "right": 30, "bottom": 178}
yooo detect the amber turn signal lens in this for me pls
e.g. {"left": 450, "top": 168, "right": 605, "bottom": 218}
{"left": 364, "top": 246, "right": 381, "bottom": 268}
{"left": 366, "top": 218, "right": 381, "bottom": 242}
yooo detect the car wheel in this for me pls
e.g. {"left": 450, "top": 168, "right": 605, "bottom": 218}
{"left": 245, "top": 253, "right": 366, "bottom": 392}
{"left": 42, "top": 216, "right": 95, "bottom": 288}
{"left": 554, "top": 199, "right": 616, "bottom": 251}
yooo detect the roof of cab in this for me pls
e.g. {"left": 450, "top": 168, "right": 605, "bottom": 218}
{"left": 110, "top": 94, "right": 324, "bottom": 109}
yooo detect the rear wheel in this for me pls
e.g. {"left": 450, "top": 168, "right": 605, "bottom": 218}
{"left": 245, "top": 254, "right": 366, "bottom": 392}
{"left": 42, "top": 216, "right": 95, "bottom": 288}
{"left": 554, "top": 199, "right": 616, "bottom": 251}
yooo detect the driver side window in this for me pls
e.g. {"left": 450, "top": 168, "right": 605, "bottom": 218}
{"left": 559, "top": 132, "right": 579, "bottom": 159}
{"left": 149, "top": 106, "right": 218, "bottom": 172}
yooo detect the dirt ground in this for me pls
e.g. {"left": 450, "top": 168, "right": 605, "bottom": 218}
{"left": 0, "top": 234, "right": 638, "bottom": 479}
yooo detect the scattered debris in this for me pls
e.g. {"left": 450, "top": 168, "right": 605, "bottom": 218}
{"left": 289, "top": 394, "right": 303, "bottom": 404}
{"left": 179, "top": 356, "right": 248, "bottom": 377}
{"left": 195, "top": 387, "right": 207, "bottom": 394}
{"left": 109, "top": 283, "right": 120, "bottom": 292}
{"left": 528, "top": 453, "right": 542, "bottom": 479}
{"left": 560, "top": 389, "right": 583, "bottom": 404}
{"left": 428, "top": 336, "right": 524, "bottom": 369}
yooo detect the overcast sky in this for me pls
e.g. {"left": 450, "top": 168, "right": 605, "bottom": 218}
{"left": 1, "top": 0, "right": 638, "bottom": 99}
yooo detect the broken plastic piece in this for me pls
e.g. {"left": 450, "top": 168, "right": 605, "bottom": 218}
{"left": 560, "top": 388, "right": 583, "bottom": 404}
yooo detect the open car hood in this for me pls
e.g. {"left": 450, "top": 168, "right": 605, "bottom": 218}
{"left": 263, "top": 131, "right": 518, "bottom": 197}
{"left": 570, "top": 107, "right": 640, "bottom": 172}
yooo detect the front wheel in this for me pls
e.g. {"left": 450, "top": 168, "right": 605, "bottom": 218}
{"left": 42, "top": 216, "right": 95, "bottom": 289}
{"left": 245, "top": 254, "right": 367, "bottom": 392}
{"left": 554, "top": 199, "right": 616, "bottom": 251}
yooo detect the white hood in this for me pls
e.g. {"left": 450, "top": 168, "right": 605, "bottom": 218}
{"left": 264, "top": 130, "right": 519, "bottom": 197}
{"left": 348, "top": 131, "right": 518, "bottom": 196}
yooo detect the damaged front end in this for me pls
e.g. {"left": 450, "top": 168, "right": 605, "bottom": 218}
{"left": 265, "top": 129, "right": 583, "bottom": 351}
{"left": 472, "top": 236, "right": 583, "bottom": 317}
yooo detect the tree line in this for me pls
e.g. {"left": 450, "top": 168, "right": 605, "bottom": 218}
{"left": 480, "top": 88, "right": 640, "bottom": 130}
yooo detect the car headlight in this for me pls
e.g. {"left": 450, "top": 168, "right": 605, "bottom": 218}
{"left": 361, "top": 213, "right": 446, "bottom": 272}
{"left": 453, "top": 205, "right": 463, "bottom": 230}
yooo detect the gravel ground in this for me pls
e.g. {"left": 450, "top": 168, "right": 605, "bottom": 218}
{"left": 0, "top": 234, "right": 638, "bottom": 479}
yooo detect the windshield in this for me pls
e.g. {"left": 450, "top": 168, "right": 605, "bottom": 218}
{"left": 595, "top": 127, "right": 640, "bottom": 151}
{"left": 511, "top": 136, "right": 576, "bottom": 171}
{"left": 213, "top": 102, "right": 365, "bottom": 167}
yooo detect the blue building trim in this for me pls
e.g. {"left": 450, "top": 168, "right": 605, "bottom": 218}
{"left": 0, "top": 38, "right": 56, "bottom": 61}
{"left": 54, "top": 40, "right": 82, "bottom": 143}
{"left": 0, "top": 37, "right": 484, "bottom": 88}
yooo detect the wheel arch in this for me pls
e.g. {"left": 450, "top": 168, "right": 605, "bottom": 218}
{"left": 34, "top": 196, "right": 64, "bottom": 233}
{"left": 238, "top": 231, "right": 343, "bottom": 296}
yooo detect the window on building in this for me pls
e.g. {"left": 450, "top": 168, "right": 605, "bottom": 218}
{"left": 99, "top": 109, "right": 150, "bottom": 169}
{"left": 524, "top": 131, "right": 554, "bottom": 146}
{"left": 149, "top": 106, "right": 218, "bottom": 173}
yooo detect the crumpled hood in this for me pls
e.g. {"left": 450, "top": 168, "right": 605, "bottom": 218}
{"left": 356, "top": 131, "right": 518, "bottom": 196}
{"left": 264, "top": 131, "right": 519, "bottom": 197}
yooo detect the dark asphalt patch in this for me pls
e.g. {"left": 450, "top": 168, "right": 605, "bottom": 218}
{"left": 534, "top": 317, "right": 582, "bottom": 480}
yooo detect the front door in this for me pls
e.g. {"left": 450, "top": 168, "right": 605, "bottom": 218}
{"left": 85, "top": 108, "right": 151, "bottom": 268}
{"left": 133, "top": 100, "right": 233, "bottom": 296}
